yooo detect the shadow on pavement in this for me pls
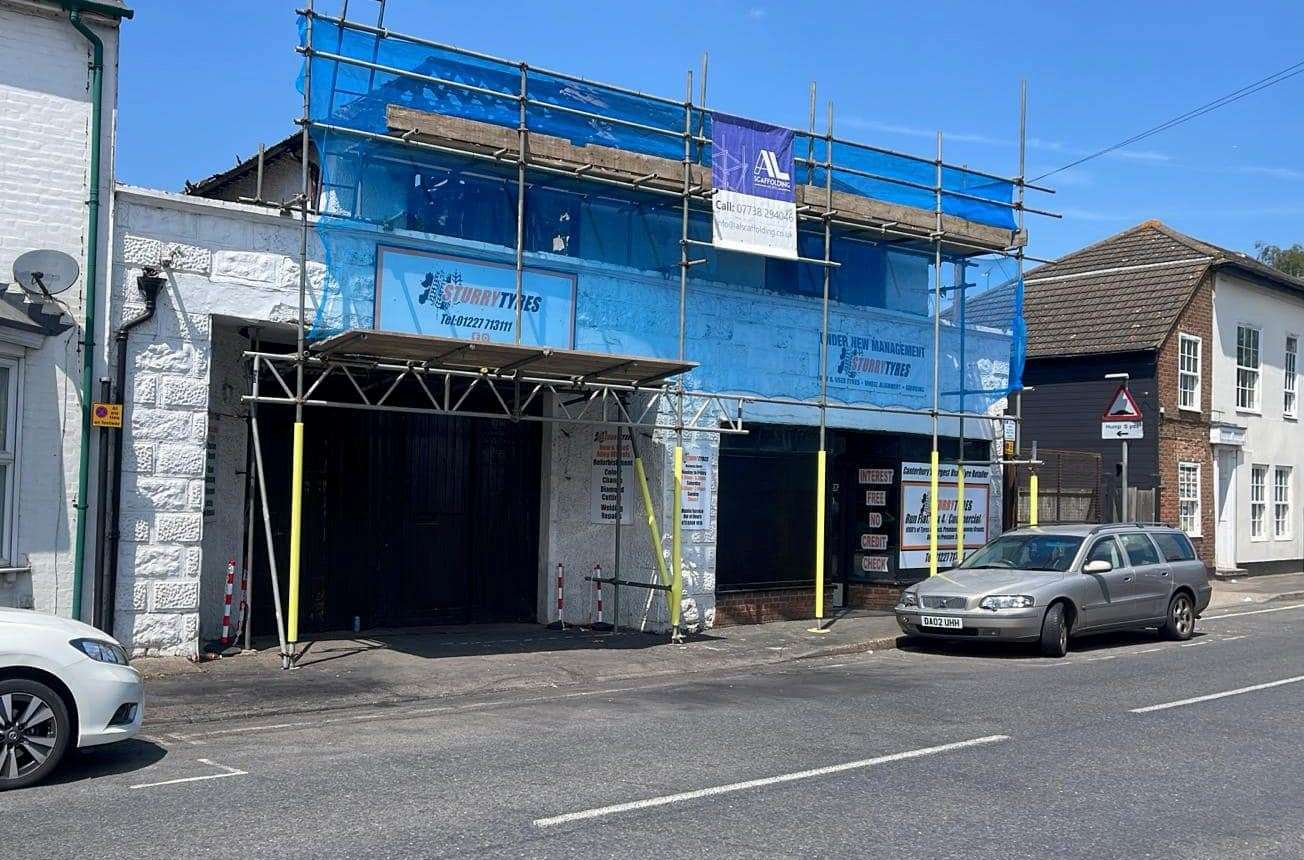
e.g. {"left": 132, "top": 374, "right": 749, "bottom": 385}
{"left": 896, "top": 628, "right": 1205, "bottom": 660}
{"left": 45, "top": 738, "right": 168, "bottom": 786}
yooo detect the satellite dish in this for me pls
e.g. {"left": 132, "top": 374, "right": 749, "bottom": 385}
{"left": 13, "top": 249, "right": 80, "bottom": 301}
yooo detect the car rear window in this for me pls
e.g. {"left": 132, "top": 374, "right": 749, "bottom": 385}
{"left": 1151, "top": 531, "right": 1196, "bottom": 562}
{"left": 1120, "top": 533, "right": 1161, "bottom": 566}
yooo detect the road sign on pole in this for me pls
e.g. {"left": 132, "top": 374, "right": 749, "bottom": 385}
{"left": 1100, "top": 384, "right": 1142, "bottom": 440}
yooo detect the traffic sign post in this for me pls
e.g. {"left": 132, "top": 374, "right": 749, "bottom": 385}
{"left": 1102, "top": 377, "right": 1141, "bottom": 521}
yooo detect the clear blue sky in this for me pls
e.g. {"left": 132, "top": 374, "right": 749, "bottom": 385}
{"left": 115, "top": 1, "right": 1304, "bottom": 263}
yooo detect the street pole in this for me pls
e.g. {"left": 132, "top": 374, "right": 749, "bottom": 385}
{"left": 1106, "top": 372, "right": 1131, "bottom": 522}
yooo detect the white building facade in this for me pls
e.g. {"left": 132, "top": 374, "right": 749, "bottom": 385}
{"left": 1210, "top": 265, "right": 1304, "bottom": 575}
{"left": 0, "top": 0, "right": 129, "bottom": 618}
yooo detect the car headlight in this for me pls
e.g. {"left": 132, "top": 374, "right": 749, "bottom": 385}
{"left": 899, "top": 591, "right": 919, "bottom": 608}
{"left": 979, "top": 595, "right": 1034, "bottom": 611}
{"left": 71, "top": 638, "right": 129, "bottom": 665}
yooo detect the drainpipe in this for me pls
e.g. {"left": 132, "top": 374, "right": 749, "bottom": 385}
{"left": 64, "top": 1, "right": 133, "bottom": 622}
{"left": 101, "top": 270, "right": 164, "bottom": 637}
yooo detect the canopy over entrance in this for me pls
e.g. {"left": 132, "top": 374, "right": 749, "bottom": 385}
{"left": 311, "top": 330, "right": 697, "bottom": 388}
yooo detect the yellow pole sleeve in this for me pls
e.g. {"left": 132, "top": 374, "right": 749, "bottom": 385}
{"left": 288, "top": 421, "right": 304, "bottom": 644}
{"left": 814, "top": 449, "right": 826, "bottom": 619}
{"left": 633, "top": 457, "right": 671, "bottom": 588}
{"left": 671, "top": 446, "right": 683, "bottom": 629}
{"left": 928, "top": 449, "right": 939, "bottom": 577}
{"left": 955, "top": 465, "right": 965, "bottom": 566}
{"left": 1029, "top": 472, "right": 1039, "bottom": 527}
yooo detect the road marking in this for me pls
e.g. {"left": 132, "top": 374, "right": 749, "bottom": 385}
{"left": 1135, "top": 647, "right": 1163, "bottom": 653}
{"left": 1222, "top": 635, "right": 1248, "bottom": 642}
{"left": 1179, "top": 639, "right": 1212, "bottom": 647}
{"left": 1084, "top": 655, "right": 1118, "bottom": 662}
{"left": 1202, "top": 602, "right": 1304, "bottom": 621}
{"left": 130, "top": 758, "right": 248, "bottom": 789}
{"left": 531, "top": 734, "right": 1010, "bottom": 828}
{"left": 1130, "top": 675, "right": 1304, "bottom": 714}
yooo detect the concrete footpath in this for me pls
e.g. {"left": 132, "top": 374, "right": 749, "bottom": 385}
{"left": 136, "top": 573, "right": 1304, "bottom": 730}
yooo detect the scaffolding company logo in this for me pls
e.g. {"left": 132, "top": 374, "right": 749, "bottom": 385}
{"left": 753, "top": 148, "right": 792, "bottom": 192}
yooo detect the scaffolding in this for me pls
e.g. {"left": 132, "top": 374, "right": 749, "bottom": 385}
{"left": 245, "top": 0, "right": 1057, "bottom": 668}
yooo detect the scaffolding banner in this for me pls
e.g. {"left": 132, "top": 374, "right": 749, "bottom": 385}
{"left": 710, "top": 113, "right": 797, "bottom": 259}
{"left": 898, "top": 462, "right": 992, "bottom": 569}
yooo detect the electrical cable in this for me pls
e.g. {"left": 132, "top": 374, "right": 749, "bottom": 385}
{"left": 1033, "top": 59, "right": 1304, "bottom": 182}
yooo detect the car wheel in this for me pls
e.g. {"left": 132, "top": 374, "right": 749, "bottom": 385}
{"left": 1039, "top": 603, "right": 1069, "bottom": 658}
{"left": 0, "top": 679, "right": 71, "bottom": 791}
{"left": 1162, "top": 592, "right": 1195, "bottom": 641}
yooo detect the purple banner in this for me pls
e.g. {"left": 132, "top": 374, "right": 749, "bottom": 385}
{"left": 710, "top": 113, "right": 795, "bottom": 202}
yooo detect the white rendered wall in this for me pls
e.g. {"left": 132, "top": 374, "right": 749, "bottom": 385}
{"left": 0, "top": 2, "right": 120, "bottom": 616}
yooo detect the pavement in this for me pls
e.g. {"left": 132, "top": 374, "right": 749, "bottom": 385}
{"left": 9, "top": 595, "right": 1304, "bottom": 858}
{"left": 133, "top": 572, "right": 1304, "bottom": 729}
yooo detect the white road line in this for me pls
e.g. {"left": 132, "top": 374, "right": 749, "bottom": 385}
{"left": 1203, "top": 602, "right": 1304, "bottom": 621}
{"left": 531, "top": 734, "right": 1010, "bottom": 828}
{"left": 1130, "top": 675, "right": 1304, "bottom": 714}
{"left": 130, "top": 758, "right": 248, "bottom": 790}
{"left": 1135, "top": 647, "right": 1163, "bottom": 653}
{"left": 1179, "top": 639, "right": 1212, "bottom": 647}
{"left": 1222, "top": 635, "right": 1248, "bottom": 642}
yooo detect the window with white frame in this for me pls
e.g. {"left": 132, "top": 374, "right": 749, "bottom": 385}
{"left": 0, "top": 358, "right": 18, "bottom": 565}
{"left": 1237, "top": 325, "right": 1261, "bottom": 411}
{"left": 1177, "top": 461, "right": 1201, "bottom": 536}
{"left": 1178, "top": 333, "right": 1201, "bottom": 411}
{"left": 1250, "top": 465, "right": 1267, "bottom": 540}
{"left": 1286, "top": 335, "right": 1298, "bottom": 419}
{"left": 1274, "top": 466, "right": 1293, "bottom": 540}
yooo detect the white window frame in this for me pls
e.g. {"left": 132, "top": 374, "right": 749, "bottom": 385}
{"left": 1236, "top": 324, "right": 1261, "bottom": 413}
{"left": 1274, "top": 466, "right": 1293, "bottom": 541}
{"left": 1250, "top": 464, "right": 1267, "bottom": 541}
{"left": 1177, "top": 461, "right": 1201, "bottom": 537}
{"left": 1177, "top": 333, "right": 1201, "bottom": 412}
{"left": 0, "top": 355, "right": 20, "bottom": 566}
{"left": 1285, "top": 334, "right": 1298, "bottom": 420}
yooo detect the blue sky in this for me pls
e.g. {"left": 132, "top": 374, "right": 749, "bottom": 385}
{"left": 115, "top": 1, "right": 1304, "bottom": 263}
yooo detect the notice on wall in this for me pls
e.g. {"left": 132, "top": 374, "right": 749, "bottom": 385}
{"left": 590, "top": 431, "right": 633, "bottom": 525}
{"left": 865, "top": 490, "right": 887, "bottom": 507}
{"left": 898, "top": 461, "right": 991, "bottom": 569}
{"left": 858, "top": 555, "right": 890, "bottom": 574}
{"left": 679, "top": 444, "right": 713, "bottom": 531}
{"left": 866, "top": 512, "right": 884, "bottom": 529}
{"left": 710, "top": 113, "right": 798, "bottom": 259}
{"left": 858, "top": 468, "right": 894, "bottom": 485}
{"left": 860, "top": 533, "right": 888, "bottom": 551}
{"left": 376, "top": 246, "right": 576, "bottom": 347}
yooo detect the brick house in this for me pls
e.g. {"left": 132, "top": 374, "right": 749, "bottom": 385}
{"left": 1015, "top": 220, "right": 1304, "bottom": 574}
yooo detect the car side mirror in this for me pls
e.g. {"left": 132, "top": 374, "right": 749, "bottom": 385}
{"left": 1083, "top": 559, "right": 1112, "bottom": 574}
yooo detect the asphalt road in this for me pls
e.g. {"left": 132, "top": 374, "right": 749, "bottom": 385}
{"left": 7, "top": 602, "right": 1304, "bottom": 859}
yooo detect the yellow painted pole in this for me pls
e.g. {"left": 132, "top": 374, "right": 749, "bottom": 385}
{"left": 813, "top": 450, "right": 826, "bottom": 620}
{"left": 633, "top": 457, "right": 671, "bottom": 588}
{"left": 955, "top": 465, "right": 965, "bottom": 566}
{"left": 1029, "top": 472, "right": 1039, "bottom": 527}
{"left": 671, "top": 446, "right": 683, "bottom": 632}
{"left": 928, "top": 449, "right": 940, "bottom": 577}
{"left": 287, "top": 421, "right": 304, "bottom": 645}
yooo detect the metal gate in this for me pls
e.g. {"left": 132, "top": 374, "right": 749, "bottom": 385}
{"left": 1015, "top": 449, "right": 1103, "bottom": 526}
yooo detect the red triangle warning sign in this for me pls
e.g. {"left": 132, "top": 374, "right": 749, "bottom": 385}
{"left": 1102, "top": 384, "right": 1142, "bottom": 420}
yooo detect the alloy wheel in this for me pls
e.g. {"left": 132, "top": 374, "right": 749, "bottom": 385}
{"left": 1173, "top": 595, "right": 1194, "bottom": 637}
{"left": 0, "top": 692, "right": 59, "bottom": 781}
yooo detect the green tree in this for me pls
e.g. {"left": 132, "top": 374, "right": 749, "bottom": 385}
{"left": 1255, "top": 242, "right": 1304, "bottom": 278}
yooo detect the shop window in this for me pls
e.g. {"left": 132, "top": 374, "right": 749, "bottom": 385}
{"left": 0, "top": 358, "right": 18, "bottom": 565}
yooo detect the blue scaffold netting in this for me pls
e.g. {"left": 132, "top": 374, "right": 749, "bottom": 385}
{"left": 296, "top": 14, "right": 1027, "bottom": 417}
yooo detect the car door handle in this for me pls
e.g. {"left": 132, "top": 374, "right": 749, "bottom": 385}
{"left": 1160, "top": 570, "right": 1171, "bottom": 577}
{"left": 1122, "top": 575, "right": 1134, "bottom": 582}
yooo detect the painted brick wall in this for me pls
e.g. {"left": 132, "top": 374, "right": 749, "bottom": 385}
{"left": 0, "top": 2, "right": 119, "bottom": 616}
{"left": 1156, "top": 273, "right": 1215, "bottom": 561}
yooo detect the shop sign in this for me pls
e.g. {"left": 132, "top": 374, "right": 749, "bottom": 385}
{"left": 710, "top": 113, "right": 797, "bottom": 259}
{"left": 859, "top": 555, "right": 890, "bottom": 574}
{"left": 375, "top": 246, "right": 575, "bottom": 347}
{"left": 680, "top": 443, "right": 713, "bottom": 531}
{"left": 865, "top": 490, "right": 887, "bottom": 507}
{"left": 898, "top": 461, "right": 991, "bottom": 568}
{"left": 860, "top": 533, "right": 888, "bottom": 551}
{"left": 858, "top": 468, "right": 893, "bottom": 485}
{"left": 866, "top": 512, "right": 883, "bottom": 528}
{"left": 589, "top": 431, "right": 633, "bottom": 525}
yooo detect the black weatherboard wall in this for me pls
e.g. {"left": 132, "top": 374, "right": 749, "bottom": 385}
{"left": 1021, "top": 351, "right": 1159, "bottom": 499}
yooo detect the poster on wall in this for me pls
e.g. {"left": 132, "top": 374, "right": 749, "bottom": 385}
{"left": 679, "top": 444, "right": 713, "bottom": 531}
{"left": 898, "top": 461, "right": 992, "bottom": 569}
{"left": 590, "top": 431, "right": 633, "bottom": 525}
{"left": 710, "top": 113, "right": 798, "bottom": 259}
{"left": 825, "top": 326, "right": 931, "bottom": 410}
{"left": 375, "top": 246, "right": 575, "bottom": 347}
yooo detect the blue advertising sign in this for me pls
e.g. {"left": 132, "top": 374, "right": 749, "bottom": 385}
{"left": 710, "top": 113, "right": 799, "bottom": 260}
{"left": 374, "top": 246, "right": 575, "bottom": 348}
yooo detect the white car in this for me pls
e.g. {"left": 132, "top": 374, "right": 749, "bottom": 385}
{"left": 0, "top": 608, "right": 143, "bottom": 790}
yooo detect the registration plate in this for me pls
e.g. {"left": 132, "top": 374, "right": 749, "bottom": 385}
{"left": 920, "top": 615, "right": 963, "bottom": 630}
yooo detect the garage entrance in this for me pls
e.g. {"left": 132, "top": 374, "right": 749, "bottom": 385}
{"left": 252, "top": 404, "right": 541, "bottom": 636}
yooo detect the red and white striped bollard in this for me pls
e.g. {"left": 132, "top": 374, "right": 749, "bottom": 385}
{"left": 219, "top": 559, "right": 236, "bottom": 647}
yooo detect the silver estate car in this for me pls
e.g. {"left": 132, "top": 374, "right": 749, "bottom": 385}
{"left": 894, "top": 523, "right": 1213, "bottom": 657}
